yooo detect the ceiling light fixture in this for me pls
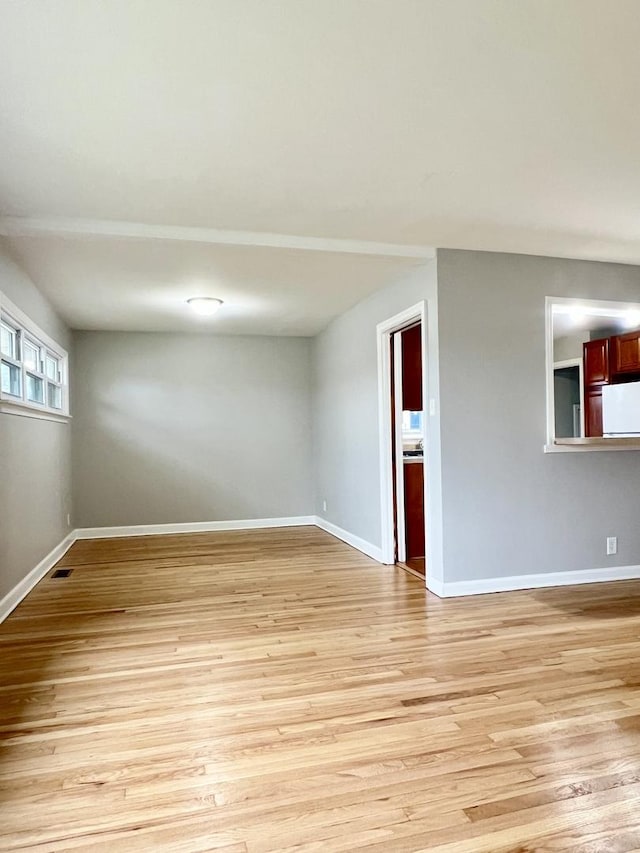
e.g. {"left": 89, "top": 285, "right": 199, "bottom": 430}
{"left": 187, "top": 297, "right": 223, "bottom": 317}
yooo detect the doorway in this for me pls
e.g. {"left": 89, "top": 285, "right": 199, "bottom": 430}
{"left": 553, "top": 357, "right": 584, "bottom": 438}
{"left": 391, "top": 323, "right": 426, "bottom": 579}
{"left": 376, "top": 302, "right": 429, "bottom": 585}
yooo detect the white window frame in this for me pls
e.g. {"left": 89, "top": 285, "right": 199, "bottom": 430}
{"left": 0, "top": 292, "right": 70, "bottom": 423}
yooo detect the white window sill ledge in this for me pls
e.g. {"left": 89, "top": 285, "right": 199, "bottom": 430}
{"left": 0, "top": 401, "right": 71, "bottom": 424}
{"left": 544, "top": 438, "right": 640, "bottom": 453}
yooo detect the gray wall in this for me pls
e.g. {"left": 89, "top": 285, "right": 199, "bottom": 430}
{"left": 437, "top": 249, "right": 640, "bottom": 582}
{"left": 312, "top": 261, "right": 441, "bottom": 561}
{"left": 554, "top": 333, "right": 586, "bottom": 362}
{"left": 9, "top": 241, "right": 640, "bottom": 598}
{"left": 72, "top": 331, "right": 313, "bottom": 527}
{"left": 0, "top": 240, "right": 73, "bottom": 601}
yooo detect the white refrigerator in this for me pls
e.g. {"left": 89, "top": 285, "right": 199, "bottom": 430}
{"left": 602, "top": 381, "right": 640, "bottom": 436}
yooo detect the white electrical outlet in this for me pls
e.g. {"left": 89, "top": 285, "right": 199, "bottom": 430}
{"left": 607, "top": 536, "right": 618, "bottom": 555}
{"left": 322, "top": 500, "right": 327, "bottom": 513}
{"left": 66, "top": 513, "right": 71, "bottom": 526}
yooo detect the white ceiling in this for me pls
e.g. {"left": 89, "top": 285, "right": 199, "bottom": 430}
{"left": 2, "top": 1, "right": 640, "bottom": 333}
{"left": 2, "top": 235, "right": 421, "bottom": 335}
{"left": 553, "top": 312, "right": 632, "bottom": 340}
{"left": 553, "top": 297, "right": 640, "bottom": 340}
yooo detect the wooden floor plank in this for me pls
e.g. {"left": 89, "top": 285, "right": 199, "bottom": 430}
{"left": 2, "top": 526, "right": 640, "bottom": 850}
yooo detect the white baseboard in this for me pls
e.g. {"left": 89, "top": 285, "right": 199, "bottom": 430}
{"left": 435, "top": 564, "right": 640, "bottom": 597}
{"left": 314, "top": 516, "right": 384, "bottom": 562}
{"left": 6, "top": 519, "right": 638, "bottom": 628}
{"left": 0, "top": 532, "right": 76, "bottom": 624}
{"left": 74, "top": 516, "right": 316, "bottom": 540}
{"left": 425, "top": 577, "right": 445, "bottom": 597}
{"left": 0, "top": 517, "right": 317, "bottom": 624}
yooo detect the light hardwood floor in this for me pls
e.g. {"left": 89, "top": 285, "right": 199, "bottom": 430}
{"left": 2, "top": 526, "right": 640, "bottom": 851}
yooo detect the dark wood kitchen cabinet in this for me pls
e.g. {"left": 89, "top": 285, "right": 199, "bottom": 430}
{"left": 584, "top": 388, "right": 603, "bottom": 438}
{"left": 580, "top": 329, "right": 640, "bottom": 437}
{"left": 583, "top": 338, "right": 610, "bottom": 437}
{"left": 583, "top": 338, "right": 610, "bottom": 386}
{"left": 403, "top": 461, "right": 425, "bottom": 560}
{"left": 401, "top": 324, "right": 422, "bottom": 412}
{"left": 611, "top": 330, "right": 640, "bottom": 375}
{"left": 583, "top": 332, "right": 640, "bottom": 385}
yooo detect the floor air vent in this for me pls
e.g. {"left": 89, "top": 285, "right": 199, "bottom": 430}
{"left": 52, "top": 568, "right": 73, "bottom": 578}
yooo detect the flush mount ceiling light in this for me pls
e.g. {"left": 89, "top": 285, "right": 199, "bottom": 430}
{"left": 186, "top": 297, "right": 223, "bottom": 317}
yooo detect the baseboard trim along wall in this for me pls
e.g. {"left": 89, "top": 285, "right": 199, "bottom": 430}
{"left": 429, "top": 564, "right": 640, "bottom": 598}
{"left": 0, "top": 532, "right": 76, "bottom": 624}
{"left": 4, "top": 519, "right": 640, "bottom": 624}
{"left": 74, "top": 516, "right": 317, "bottom": 539}
{"left": 0, "top": 517, "right": 316, "bottom": 624}
{"left": 313, "top": 516, "right": 385, "bottom": 563}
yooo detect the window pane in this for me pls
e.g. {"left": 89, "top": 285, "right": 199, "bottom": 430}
{"left": 47, "top": 383, "right": 62, "bottom": 410}
{"left": 0, "top": 323, "right": 17, "bottom": 358}
{"left": 45, "top": 354, "right": 60, "bottom": 381}
{"left": 26, "top": 373, "right": 44, "bottom": 403}
{"left": 1, "top": 360, "right": 21, "bottom": 396}
{"left": 23, "top": 340, "right": 40, "bottom": 371}
{"left": 402, "top": 410, "right": 423, "bottom": 433}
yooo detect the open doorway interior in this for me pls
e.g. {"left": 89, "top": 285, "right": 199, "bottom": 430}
{"left": 391, "top": 322, "right": 426, "bottom": 579}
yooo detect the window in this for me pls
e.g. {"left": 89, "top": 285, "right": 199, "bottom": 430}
{"left": 1, "top": 320, "right": 18, "bottom": 359}
{"left": 0, "top": 293, "right": 69, "bottom": 421}
{"left": 402, "top": 409, "right": 424, "bottom": 439}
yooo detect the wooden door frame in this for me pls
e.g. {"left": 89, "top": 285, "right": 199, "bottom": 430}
{"left": 377, "top": 301, "right": 443, "bottom": 590}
